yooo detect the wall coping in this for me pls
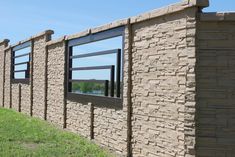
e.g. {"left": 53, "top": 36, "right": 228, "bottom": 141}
{"left": 66, "top": 29, "right": 90, "bottom": 41}
{"left": 200, "top": 12, "right": 235, "bottom": 21}
{"left": 0, "top": 39, "right": 10, "bottom": 46}
{"left": 66, "top": 0, "right": 209, "bottom": 41}
{"left": 46, "top": 36, "right": 66, "bottom": 47}
{"left": 130, "top": 0, "right": 209, "bottom": 24}
{"left": 187, "top": 0, "right": 209, "bottom": 7}
{"left": 10, "top": 30, "right": 54, "bottom": 48}
{"left": 5, "top": 0, "right": 210, "bottom": 44}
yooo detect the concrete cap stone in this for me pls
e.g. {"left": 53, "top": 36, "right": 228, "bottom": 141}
{"left": 11, "top": 30, "right": 54, "bottom": 48}
{"left": 32, "top": 29, "right": 54, "bottom": 39}
{"left": 64, "top": 0, "right": 210, "bottom": 42}
{"left": 186, "top": 0, "right": 209, "bottom": 8}
{"left": 47, "top": 36, "right": 66, "bottom": 46}
{"left": 66, "top": 29, "right": 91, "bottom": 41}
{"left": 130, "top": 0, "right": 209, "bottom": 24}
{"left": 0, "top": 39, "right": 10, "bottom": 46}
{"left": 66, "top": 18, "right": 129, "bottom": 41}
{"left": 90, "top": 19, "right": 128, "bottom": 34}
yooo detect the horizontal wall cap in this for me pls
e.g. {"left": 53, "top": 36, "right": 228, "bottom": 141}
{"left": 11, "top": 30, "right": 54, "bottom": 48}
{"left": 66, "top": 19, "right": 128, "bottom": 41}
{"left": 130, "top": 0, "right": 209, "bottom": 24}
{"left": 66, "top": 29, "right": 91, "bottom": 40}
{"left": 90, "top": 18, "right": 128, "bottom": 34}
{"left": 32, "top": 29, "right": 54, "bottom": 39}
{"left": 66, "top": 0, "right": 208, "bottom": 41}
{"left": 200, "top": 12, "right": 235, "bottom": 21}
{"left": 47, "top": 36, "right": 66, "bottom": 46}
{"left": 186, "top": 0, "right": 209, "bottom": 8}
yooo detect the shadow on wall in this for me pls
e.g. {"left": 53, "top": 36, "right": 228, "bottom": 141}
{"left": 196, "top": 20, "right": 235, "bottom": 156}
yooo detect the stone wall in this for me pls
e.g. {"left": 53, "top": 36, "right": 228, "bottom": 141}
{"left": 4, "top": 48, "right": 11, "bottom": 108}
{"left": 11, "top": 84, "right": 19, "bottom": 111}
{"left": 46, "top": 39, "right": 65, "bottom": 127}
{"left": 66, "top": 25, "right": 129, "bottom": 154}
{"left": 33, "top": 32, "right": 53, "bottom": 119}
{"left": 196, "top": 13, "right": 235, "bottom": 157}
{"left": 11, "top": 83, "right": 30, "bottom": 114}
{"left": 66, "top": 101, "right": 91, "bottom": 137}
{"left": 130, "top": 7, "right": 199, "bottom": 157}
{"left": 2, "top": 0, "right": 235, "bottom": 157}
{"left": 0, "top": 40, "right": 8, "bottom": 106}
{"left": 3, "top": 32, "right": 53, "bottom": 117}
{"left": 93, "top": 106, "right": 127, "bottom": 155}
{"left": 21, "top": 84, "right": 31, "bottom": 115}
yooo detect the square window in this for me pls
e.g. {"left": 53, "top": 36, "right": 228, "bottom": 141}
{"left": 67, "top": 27, "right": 124, "bottom": 106}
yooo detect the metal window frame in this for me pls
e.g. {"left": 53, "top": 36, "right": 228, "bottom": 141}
{"left": 67, "top": 26, "right": 125, "bottom": 108}
{"left": 69, "top": 65, "right": 115, "bottom": 96}
{"left": 11, "top": 41, "right": 31, "bottom": 84}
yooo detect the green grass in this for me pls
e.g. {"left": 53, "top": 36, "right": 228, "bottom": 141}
{"left": 0, "top": 107, "right": 111, "bottom": 157}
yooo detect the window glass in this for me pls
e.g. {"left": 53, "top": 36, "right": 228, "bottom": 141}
{"left": 14, "top": 72, "right": 26, "bottom": 79}
{"left": 13, "top": 45, "right": 31, "bottom": 80}
{"left": 72, "top": 54, "right": 117, "bottom": 68}
{"left": 14, "top": 47, "right": 30, "bottom": 56}
{"left": 70, "top": 36, "right": 123, "bottom": 97}
{"left": 15, "top": 55, "right": 29, "bottom": 64}
{"left": 72, "top": 37, "right": 122, "bottom": 55}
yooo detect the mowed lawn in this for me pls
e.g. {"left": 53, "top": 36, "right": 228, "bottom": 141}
{"left": 0, "top": 108, "right": 111, "bottom": 157}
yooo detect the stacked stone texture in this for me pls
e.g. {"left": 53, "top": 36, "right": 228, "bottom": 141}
{"left": 47, "top": 41, "right": 65, "bottom": 127}
{"left": 196, "top": 16, "right": 235, "bottom": 156}
{"left": 4, "top": 49, "right": 11, "bottom": 108}
{"left": 184, "top": 7, "right": 198, "bottom": 157}
{"left": 91, "top": 26, "right": 129, "bottom": 155}
{"left": 0, "top": 41, "right": 7, "bottom": 106}
{"left": 11, "top": 84, "right": 19, "bottom": 111}
{"left": 21, "top": 84, "right": 31, "bottom": 114}
{"left": 32, "top": 35, "right": 49, "bottom": 119}
{"left": 93, "top": 107, "right": 127, "bottom": 154}
{"left": 66, "top": 26, "right": 130, "bottom": 156}
{"left": 131, "top": 10, "right": 190, "bottom": 157}
{"left": 66, "top": 101, "right": 91, "bottom": 137}
{"left": 3, "top": 0, "right": 235, "bottom": 157}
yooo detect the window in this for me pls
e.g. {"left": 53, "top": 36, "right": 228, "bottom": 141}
{"left": 11, "top": 41, "right": 31, "bottom": 84}
{"left": 67, "top": 27, "right": 124, "bottom": 106}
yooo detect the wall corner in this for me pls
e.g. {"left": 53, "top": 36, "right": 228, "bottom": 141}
{"left": 184, "top": 6, "right": 199, "bottom": 157}
{"left": 186, "top": 0, "right": 209, "bottom": 9}
{"left": 32, "top": 29, "right": 54, "bottom": 42}
{"left": 0, "top": 39, "right": 10, "bottom": 47}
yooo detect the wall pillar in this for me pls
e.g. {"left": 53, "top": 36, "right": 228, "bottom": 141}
{"left": 32, "top": 30, "right": 53, "bottom": 119}
{"left": 0, "top": 39, "right": 9, "bottom": 107}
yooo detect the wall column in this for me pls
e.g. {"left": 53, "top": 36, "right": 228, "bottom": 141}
{"left": 0, "top": 39, "right": 9, "bottom": 107}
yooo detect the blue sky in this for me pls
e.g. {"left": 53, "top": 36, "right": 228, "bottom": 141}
{"left": 1, "top": 0, "right": 235, "bottom": 44}
{"left": 4, "top": 0, "right": 235, "bottom": 94}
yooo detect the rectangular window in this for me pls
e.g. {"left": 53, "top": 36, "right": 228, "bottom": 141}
{"left": 11, "top": 41, "right": 31, "bottom": 84}
{"left": 67, "top": 27, "right": 124, "bottom": 107}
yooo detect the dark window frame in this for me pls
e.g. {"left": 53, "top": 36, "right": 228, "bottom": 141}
{"left": 67, "top": 26, "right": 125, "bottom": 108}
{"left": 11, "top": 41, "right": 31, "bottom": 84}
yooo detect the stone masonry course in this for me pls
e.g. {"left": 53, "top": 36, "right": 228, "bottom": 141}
{"left": 1, "top": 0, "right": 235, "bottom": 156}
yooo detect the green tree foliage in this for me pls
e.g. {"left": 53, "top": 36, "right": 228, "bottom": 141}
{"left": 72, "top": 81, "right": 105, "bottom": 94}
